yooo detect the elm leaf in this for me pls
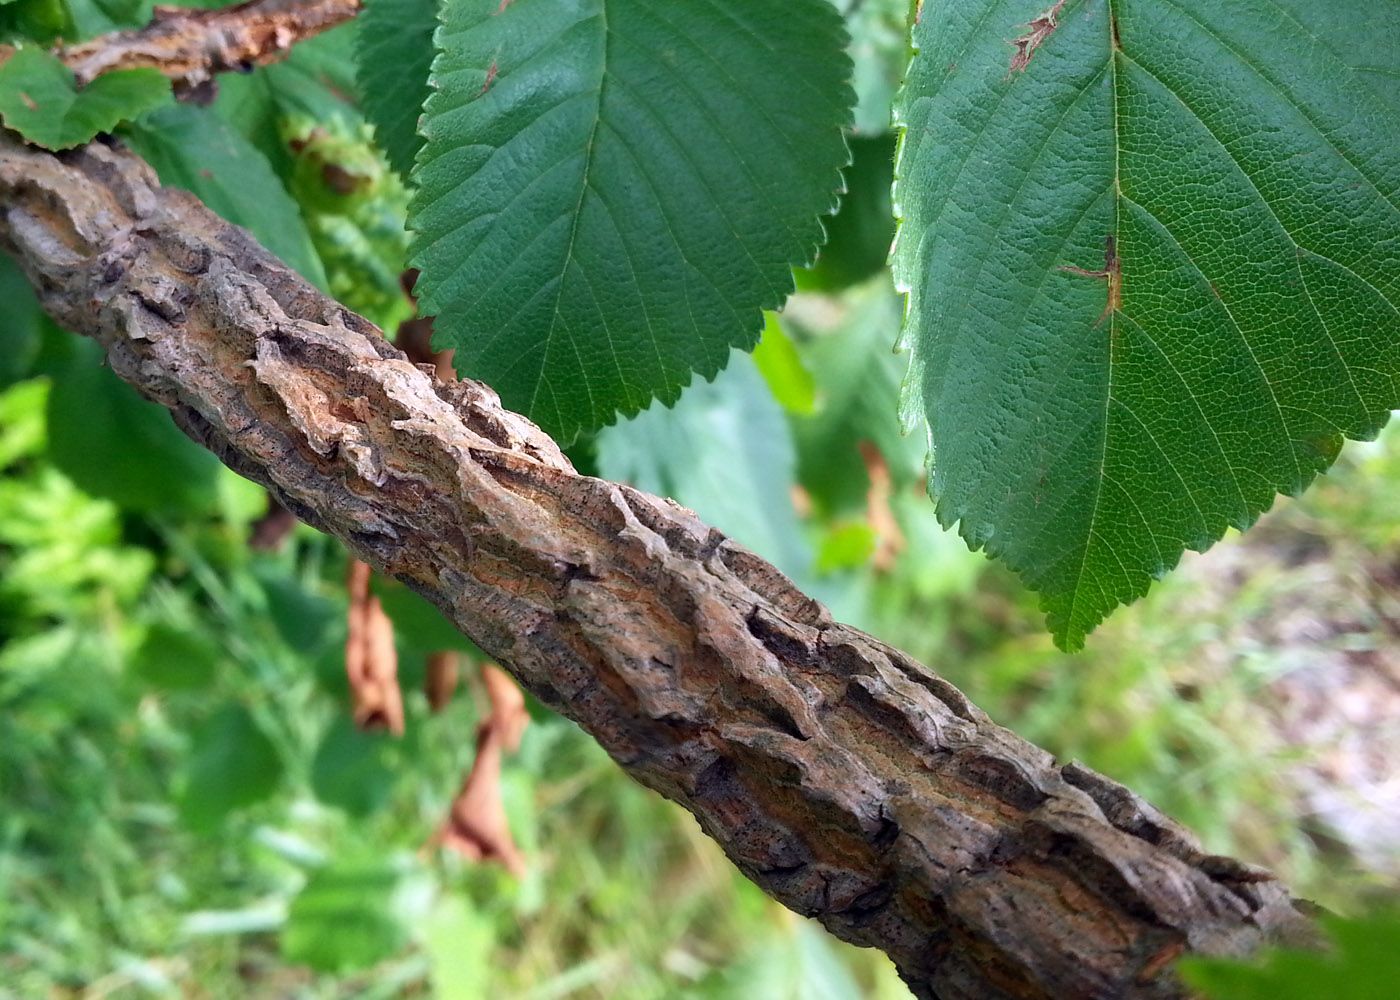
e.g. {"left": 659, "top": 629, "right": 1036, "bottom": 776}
{"left": 893, "top": 0, "right": 1400, "bottom": 649}
{"left": 409, "top": 0, "right": 852, "bottom": 442}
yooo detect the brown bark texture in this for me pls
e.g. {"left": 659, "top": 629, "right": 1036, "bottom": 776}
{"left": 51, "top": 0, "right": 360, "bottom": 98}
{"left": 0, "top": 132, "right": 1320, "bottom": 999}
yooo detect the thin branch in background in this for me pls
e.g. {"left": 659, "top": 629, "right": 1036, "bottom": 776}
{"left": 51, "top": 0, "right": 361, "bottom": 101}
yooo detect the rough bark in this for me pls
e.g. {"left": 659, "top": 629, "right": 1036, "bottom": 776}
{"left": 48, "top": 0, "right": 360, "bottom": 99}
{"left": 0, "top": 132, "right": 1319, "bottom": 1000}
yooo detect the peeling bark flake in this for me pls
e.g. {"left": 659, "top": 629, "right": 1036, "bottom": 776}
{"left": 1008, "top": 0, "right": 1067, "bottom": 76}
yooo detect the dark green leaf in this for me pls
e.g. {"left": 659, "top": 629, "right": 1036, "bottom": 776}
{"left": 893, "top": 0, "right": 1400, "bottom": 648}
{"left": 45, "top": 338, "right": 221, "bottom": 513}
{"left": 132, "top": 623, "right": 221, "bottom": 691}
{"left": 410, "top": 0, "right": 853, "bottom": 442}
{"left": 0, "top": 255, "right": 44, "bottom": 388}
{"left": 282, "top": 859, "right": 405, "bottom": 972}
{"left": 310, "top": 716, "right": 396, "bottom": 817}
{"left": 0, "top": 46, "right": 169, "bottom": 150}
{"left": 177, "top": 704, "right": 283, "bottom": 832}
{"left": 253, "top": 566, "right": 339, "bottom": 656}
{"left": 797, "top": 132, "right": 897, "bottom": 292}
{"left": 356, "top": 0, "right": 437, "bottom": 179}
{"left": 597, "top": 351, "right": 810, "bottom": 581}
{"left": 64, "top": 0, "right": 153, "bottom": 37}
{"left": 124, "top": 104, "right": 329, "bottom": 290}
{"left": 272, "top": 21, "right": 362, "bottom": 107}
{"left": 212, "top": 33, "right": 360, "bottom": 181}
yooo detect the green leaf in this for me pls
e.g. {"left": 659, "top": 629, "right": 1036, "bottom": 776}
{"left": 64, "top": 0, "right": 154, "bottom": 37}
{"left": 797, "top": 132, "right": 897, "bottom": 292}
{"left": 124, "top": 104, "right": 329, "bottom": 291}
{"left": 893, "top": 0, "right": 1400, "bottom": 649}
{"left": 752, "top": 313, "right": 816, "bottom": 416}
{"left": 281, "top": 858, "right": 405, "bottom": 972}
{"left": 843, "top": 0, "right": 910, "bottom": 134}
{"left": 1179, "top": 909, "right": 1400, "bottom": 1000}
{"left": 177, "top": 704, "right": 283, "bottom": 832}
{"left": 790, "top": 281, "right": 924, "bottom": 515}
{"left": 132, "top": 623, "right": 220, "bottom": 691}
{"left": 0, "top": 255, "right": 44, "bottom": 389}
{"left": 46, "top": 337, "right": 221, "bottom": 514}
{"left": 213, "top": 30, "right": 360, "bottom": 179}
{"left": 253, "top": 566, "right": 339, "bottom": 656}
{"left": 410, "top": 0, "right": 853, "bottom": 443}
{"left": 0, "top": 47, "right": 169, "bottom": 150}
{"left": 597, "top": 350, "right": 810, "bottom": 581}
{"left": 310, "top": 717, "right": 397, "bottom": 817}
{"left": 356, "top": 0, "right": 438, "bottom": 180}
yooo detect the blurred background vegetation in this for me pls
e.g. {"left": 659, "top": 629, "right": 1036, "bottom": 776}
{"left": 2, "top": 0, "right": 1398, "bottom": 997}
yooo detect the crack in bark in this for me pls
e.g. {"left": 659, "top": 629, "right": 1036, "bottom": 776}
{"left": 0, "top": 131, "right": 1321, "bottom": 1000}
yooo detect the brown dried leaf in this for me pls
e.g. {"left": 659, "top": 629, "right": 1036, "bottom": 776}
{"left": 424, "top": 650, "right": 460, "bottom": 712}
{"left": 344, "top": 559, "right": 405, "bottom": 735}
{"left": 427, "top": 662, "right": 528, "bottom": 874}
{"left": 481, "top": 663, "right": 528, "bottom": 753}
{"left": 859, "top": 440, "right": 905, "bottom": 573}
{"left": 1008, "top": 0, "right": 1066, "bottom": 76}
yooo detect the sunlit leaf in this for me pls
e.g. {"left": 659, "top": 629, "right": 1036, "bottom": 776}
{"left": 410, "top": 0, "right": 853, "bottom": 442}
{"left": 1180, "top": 909, "right": 1400, "bottom": 1000}
{"left": 752, "top": 313, "right": 816, "bottom": 416}
{"left": 893, "top": 0, "right": 1400, "bottom": 648}
{"left": 0, "top": 46, "right": 168, "bottom": 150}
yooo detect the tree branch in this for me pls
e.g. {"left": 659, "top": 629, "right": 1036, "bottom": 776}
{"left": 0, "top": 132, "right": 1318, "bottom": 1000}
{"left": 52, "top": 0, "right": 360, "bottom": 98}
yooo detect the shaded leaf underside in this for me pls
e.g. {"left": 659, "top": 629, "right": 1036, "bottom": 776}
{"left": 893, "top": 0, "right": 1400, "bottom": 648}
{"left": 409, "top": 0, "right": 852, "bottom": 443}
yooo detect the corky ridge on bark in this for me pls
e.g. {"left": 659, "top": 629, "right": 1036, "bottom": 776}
{"left": 0, "top": 131, "right": 1318, "bottom": 1000}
